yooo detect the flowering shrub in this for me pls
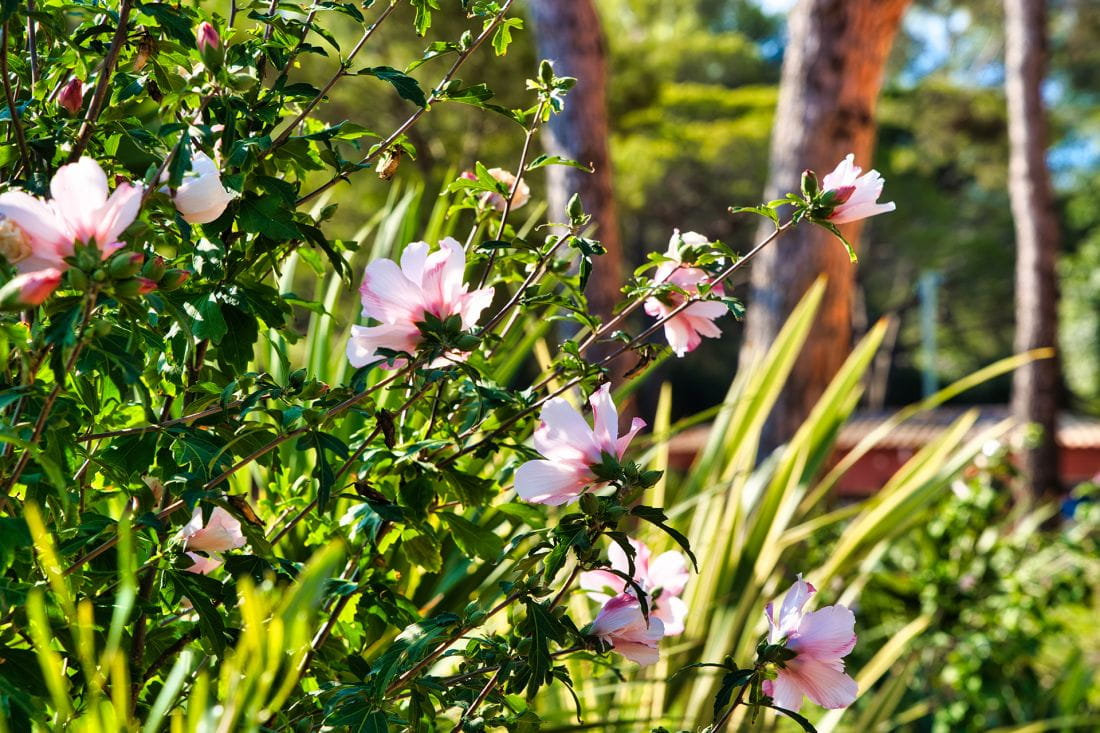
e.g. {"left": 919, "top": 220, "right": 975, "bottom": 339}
{"left": 0, "top": 3, "right": 897, "bottom": 731}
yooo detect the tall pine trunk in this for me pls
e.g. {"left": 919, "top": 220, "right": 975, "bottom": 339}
{"left": 529, "top": 0, "right": 623, "bottom": 322}
{"left": 1005, "top": 0, "right": 1061, "bottom": 496}
{"left": 739, "top": 0, "right": 909, "bottom": 453}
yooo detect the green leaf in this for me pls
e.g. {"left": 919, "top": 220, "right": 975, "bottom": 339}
{"left": 815, "top": 221, "right": 859, "bottom": 262}
{"left": 523, "top": 598, "right": 567, "bottom": 695}
{"left": 491, "top": 17, "right": 523, "bottom": 56}
{"left": 440, "top": 512, "right": 503, "bottom": 561}
{"left": 360, "top": 66, "right": 427, "bottom": 108}
{"left": 630, "top": 505, "right": 698, "bottom": 571}
{"left": 167, "top": 571, "right": 227, "bottom": 654}
{"left": 729, "top": 204, "right": 779, "bottom": 226}
{"left": 401, "top": 530, "right": 442, "bottom": 573}
{"left": 184, "top": 293, "right": 228, "bottom": 344}
{"left": 238, "top": 194, "right": 300, "bottom": 240}
{"left": 526, "top": 154, "right": 592, "bottom": 172}
{"left": 410, "top": 0, "right": 439, "bottom": 35}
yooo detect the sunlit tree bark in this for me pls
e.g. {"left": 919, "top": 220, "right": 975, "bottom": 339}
{"left": 739, "top": 0, "right": 910, "bottom": 453}
{"left": 1005, "top": 0, "right": 1061, "bottom": 496}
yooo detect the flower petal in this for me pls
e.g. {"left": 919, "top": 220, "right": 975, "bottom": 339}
{"left": 513, "top": 459, "right": 586, "bottom": 505}
{"left": 533, "top": 397, "right": 600, "bottom": 464}
{"left": 588, "top": 383, "right": 619, "bottom": 451}
{"left": 97, "top": 182, "right": 143, "bottom": 246}
{"left": 765, "top": 672, "right": 808, "bottom": 712}
{"left": 647, "top": 550, "right": 689, "bottom": 596}
{"left": 49, "top": 157, "right": 109, "bottom": 244}
{"left": 615, "top": 417, "right": 646, "bottom": 458}
{"left": 791, "top": 605, "right": 856, "bottom": 659}
{"left": 346, "top": 323, "right": 419, "bottom": 368}
{"left": 785, "top": 657, "right": 857, "bottom": 710}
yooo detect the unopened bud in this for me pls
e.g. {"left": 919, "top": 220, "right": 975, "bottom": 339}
{"left": 142, "top": 255, "right": 167, "bottom": 281}
{"left": 196, "top": 22, "right": 223, "bottom": 72}
{"left": 800, "top": 169, "right": 819, "bottom": 199}
{"left": 196, "top": 21, "right": 220, "bottom": 53}
{"left": 58, "top": 78, "right": 85, "bottom": 116}
{"left": 115, "top": 277, "right": 158, "bottom": 297}
{"left": 0, "top": 268, "right": 62, "bottom": 308}
{"left": 108, "top": 251, "right": 144, "bottom": 279}
{"left": 158, "top": 269, "right": 191, "bottom": 292}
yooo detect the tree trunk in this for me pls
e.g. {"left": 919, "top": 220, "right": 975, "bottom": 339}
{"left": 529, "top": 0, "right": 623, "bottom": 322}
{"left": 738, "top": 0, "right": 909, "bottom": 453}
{"left": 1005, "top": 0, "right": 1061, "bottom": 496}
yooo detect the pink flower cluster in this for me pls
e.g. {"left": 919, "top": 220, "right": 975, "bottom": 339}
{"left": 346, "top": 238, "right": 494, "bottom": 369}
{"left": 763, "top": 576, "right": 858, "bottom": 711}
{"left": 581, "top": 538, "right": 690, "bottom": 665}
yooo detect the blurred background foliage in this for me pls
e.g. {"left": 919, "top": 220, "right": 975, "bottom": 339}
{"left": 300, "top": 0, "right": 1100, "bottom": 418}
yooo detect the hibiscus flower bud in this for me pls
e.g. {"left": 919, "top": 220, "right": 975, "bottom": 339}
{"left": 196, "top": 21, "right": 220, "bottom": 52}
{"left": 58, "top": 78, "right": 85, "bottom": 116}
{"left": 158, "top": 269, "right": 191, "bottom": 292}
{"left": 196, "top": 22, "right": 223, "bottom": 72}
{"left": 0, "top": 268, "right": 63, "bottom": 308}
{"left": 107, "top": 251, "right": 144, "bottom": 279}
{"left": 800, "top": 169, "right": 819, "bottom": 199}
{"left": 142, "top": 255, "right": 167, "bottom": 281}
{"left": 115, "top": 277, "right": 157, "bottom": 297}
{"left": 168, "top": 152, "right": 234, "bottom": 224}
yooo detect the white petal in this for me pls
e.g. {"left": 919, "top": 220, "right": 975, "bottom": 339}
{"left": 513, "top": 459, "right": 586, "bottom": 505}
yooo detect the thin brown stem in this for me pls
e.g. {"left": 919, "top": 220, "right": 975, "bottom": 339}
{"left": 1, "top": 22, "right": 33, "bottom": 174}
{"left": 70, "top": 0, "right": 133, "bottom": 161}
{"left": 296, "top": 0, "right": 516, "bottom": 206}
{"left": 79, "top": 399, "right": 242, "bottom": 442}
{"left": 476, "top": 100, "right": 546, "bottom": 289}
{"left": 453, "top": 666, "right": 504, "bottom": 731}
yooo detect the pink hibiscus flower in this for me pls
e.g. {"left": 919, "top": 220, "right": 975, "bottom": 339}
{"left": 513, "top": 383, "right": 645, "bottom": 506}
{"left": 589, "top": 593, "right": 665, "bottom": 666}
{"left": 177, "top": 506, "right": 246, "bottom": 554}
{"left": 346, "top": 237, "right": 494, "bottom": 369}
{"left": 643, "top": 231, "right": 728, "bottom": 357}
{"left": 579, "top": 538, "right": 690, "bottom": 635}
{"left": 820, "top": 154, "right": 895, "bottom": 225}
{"left": 0, "top": 157, "right": 142, "bottom": 274}
{"left": 762, "top": 575, "right": 858, "bottom": 712}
